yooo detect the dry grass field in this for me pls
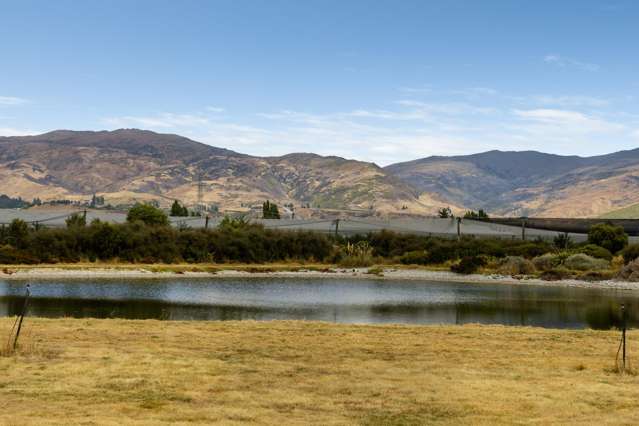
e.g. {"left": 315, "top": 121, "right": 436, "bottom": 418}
{"left": 1, "top": 319, "right": 639, "bottom": 425}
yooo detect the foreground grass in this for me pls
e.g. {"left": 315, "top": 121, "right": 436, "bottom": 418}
{"left": 1, "top": 319, "right": 639, "bottom": 425}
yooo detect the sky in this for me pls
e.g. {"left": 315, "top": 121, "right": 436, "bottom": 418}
{"left": 1, "top": 0, "right": 638, "bottom": 166}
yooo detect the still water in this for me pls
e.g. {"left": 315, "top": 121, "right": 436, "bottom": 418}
{"left": 0, "top": 277, "right": 637, "bottom": 329}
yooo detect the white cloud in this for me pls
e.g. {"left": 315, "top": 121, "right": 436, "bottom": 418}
{"left": 0, "top": 96, "right": 28, "bottom": 106}
{"left": 543, "top": 54, "right": 600, "bottom": 72}
{"left": 103, "top": 112, "right": 211, "bottom": 128}
{"left": 513, "top": 108, "right": 624, "bottom": 132}
{"left": 529, "top": 95, "right": 609, "bottom": 108}
{"left": 0, "top": 127, "right": 37, "bottom": 136}
{"left": 98, "top": 89, "right": 639, "bottom": 165}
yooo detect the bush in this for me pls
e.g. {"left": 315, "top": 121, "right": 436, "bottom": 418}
{"left": 126, "top": 204, "right": 169, "bottom": 226}
{"left": 573, "top": 244, "right": 613, "bottom": 261}
{"left": 497, "top": 256, "right": 535, "bottom": 276}
{"left": 572, "top": 244, "right": 613, "bottom": 261}
{"left": 621, "top": 244, "right": 639, "bottom": 264}
{"left": 540, "top": 266, "right": 573, "bottom": 281}
{"left": 587, "top": 223, "right": 628, "bottom": 254}
{"left": 65, "top": 213, "right": 86, "bottom": 228}
{"left": 338, "top": 241, "right": 375, "bottom": 268}
{"left": 553, "top": 233, "right": 573, "bottom": 249}
{"left": 563, "top": 254, "right": 610, "bottom": 271}
{"left": 399, "top": 250, "right": 430, "bottom": 265}
{"left": 532, "top": 253, "right": 564, "bottom": 272}
{"left": 450, "top": 256, "right": 487, "bottom": 274}
{"left": 0, "top": 245, "right": 39, "bottom": 264}
{"left": 618, "top": 259, "right": 639, "bottom": 282}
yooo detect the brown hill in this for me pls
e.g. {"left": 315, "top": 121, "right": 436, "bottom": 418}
{"left": 385, "top": 149, "right": 639, "bottom": 218}
{"left": 0, "top": 129, "right": 444, "bottom": 216}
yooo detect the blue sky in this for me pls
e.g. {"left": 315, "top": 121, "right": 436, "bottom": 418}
{"left": 1, "top": 0, "right": 638, "bottom": 165}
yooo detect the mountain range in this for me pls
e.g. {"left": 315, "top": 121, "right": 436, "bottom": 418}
{"left": 1, "top": 129, "right": 638, "bottom": 218}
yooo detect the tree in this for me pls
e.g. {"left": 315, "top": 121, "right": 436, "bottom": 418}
{"left": 553, "top": 232, "right": 572, "bottom": 249}
{"left": 587, "top": 222, "right": 628, "bottom": 253}
{"left": 438, "top": 207, "right": 452, "bottom": 218}
{"left": 464, "top": 209, "right": 489, "bottom": 220}
{"left": 65, "top": 213, "right": 86, "bottom": 228}
{"left": 7, "top": 218, "right": 29, "bottom": 248}
{"left": 126, "top": 203, "right": 169, "bottom": 226}
{"left": 262, "top": 200, "right": 280, "bottom": 219}
{"left": 170, "top": 200, "right": 189, "bottom": 217}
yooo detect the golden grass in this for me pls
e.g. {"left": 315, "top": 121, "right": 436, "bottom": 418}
{"left": 1, "top": 319, "right": 639, "bottom": 425}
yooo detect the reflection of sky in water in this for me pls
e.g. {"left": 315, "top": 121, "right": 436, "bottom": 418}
{"left": 1, "top": 277, "right": 638, "bottom": 329}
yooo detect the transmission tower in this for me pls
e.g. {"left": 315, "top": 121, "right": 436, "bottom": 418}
{"left": 196, "top": 173, "right": 206, "bottom": 213}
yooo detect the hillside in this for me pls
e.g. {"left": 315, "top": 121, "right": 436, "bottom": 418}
{"left": 385, "top": 149, "right": 639, "bottom": 218}
{"left": 3, "top": 129, "right": 639, "bottom": 218}
{"left": 0, "top": 129, "right": 442, "bottom": 216}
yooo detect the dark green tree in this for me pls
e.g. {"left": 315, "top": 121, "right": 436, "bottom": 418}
{"left": 464, "top": 209, "right": 489, "bottom": 220}
{"left": 587, "top": 223, "right": 628, "bottom": 253}
{"left": 262, "top": 200, "right": 280, "bottom": 219}
{"left": 65, "top": 213, "right": 86, "bottom": 228}
{"left": 126, "top": 203, "right": 169, "bottom": 226}
{"left": 170, "top": 200, "right": 189, "bottom": 217}
{"left": 438, "top": 207, "right": 452, "bottom": 218}
{"left": 7, "top": 218, "right": 29, "bottom": 248}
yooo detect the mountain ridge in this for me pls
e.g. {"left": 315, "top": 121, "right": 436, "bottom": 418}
{"left": 1, "top": 129, "right": 639, "bottom": 218}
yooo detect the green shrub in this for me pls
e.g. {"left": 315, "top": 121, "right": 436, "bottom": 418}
{"left": 621, "top": 244, "right": 639, "bottom": 264}
{"left": 540, "top": 266, "right": 573, "bottom": 281}
{"left": 532, "top": 253, "right": 564, "bottom": 272}
{"left": 126, "top": 203, "right": 169, "bottom": 226}
{"left": 0, "top": 245, "right": 39, "bottom": 264}
{"left": 573, "top": 244, "right": 613, "bottom": 261}
{"left": 587, "top": 223, "right": 628, "bottom": 253}
{"left": 563, "top": 254, "right": 609, "bottom": 271}
{"left": 553, "top": 232, "right": 573, "bottom": 249}
{"left": 618, "top": 259, "right": 639, "bottom": 282}
{"left": 338, "top": 241, "right": 375, "bottom": 268}
{"left": 399, "top": 250, "right": 430, "bottom": 265}
{"left": 450, "top": 256, "right": 487, "bottom": 274}
{"left": 498, "top": 256, "right": 535, "bottom": 276}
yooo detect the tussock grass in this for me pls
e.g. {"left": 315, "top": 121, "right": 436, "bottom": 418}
{"left": 1, "top": 319, "right": 639, "bottom": 424}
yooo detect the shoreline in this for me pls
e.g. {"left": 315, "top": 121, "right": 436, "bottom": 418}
{"left": 2, "top": 265, "right": 639, "bottom": 290}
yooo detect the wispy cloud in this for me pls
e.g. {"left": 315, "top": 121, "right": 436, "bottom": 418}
{"left": 0, "top": 96, "right": 28, "bottom": 106}
{"left": 528, "top": 95, "right": 609, "bottom": 108}
{"left": 99, "top": 88, "right": 639, "bottom": 165}
{"left": 543, "top": 54, "right": 600, "bottom": 72}
{"left": 0, "top": 127, "right": 37, "bottom": 136}
{"left": 103, "top": 112, "right": 212, "bottom": 128}
{"left": 513, "top": 108, "right": 623, "bottom": 132}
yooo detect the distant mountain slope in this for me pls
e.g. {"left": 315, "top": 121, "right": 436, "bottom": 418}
{"left": 3, "top": 129, "right": 639, "bottom": 218}
{"left": 385, "top": 149, "right": 639, "bottom": 217}
{"left": 0, "top": 129, "right": 442, "bottom": 215}
{"left": 599, "top": 203, "right": 639, "bottom": 219}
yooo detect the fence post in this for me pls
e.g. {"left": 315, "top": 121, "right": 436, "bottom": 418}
{"left": 334, "top": 219, "right": 340, "bottom": 237}
{"left": 622, "top": 304, "right": 627, "bottom": 372}
{"left": 13, "top": 284, "right": 30, "bottom": 350}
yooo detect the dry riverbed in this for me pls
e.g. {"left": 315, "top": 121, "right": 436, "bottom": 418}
{"left": 1, "top": 319, "right": 639, "bottom": 425}
{"left": 1, "top": 263, "right": 639, "bottom": 291}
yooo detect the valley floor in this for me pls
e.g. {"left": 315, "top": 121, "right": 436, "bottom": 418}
{"left": 1, "top": 319, "right": 639, "bottom": 425}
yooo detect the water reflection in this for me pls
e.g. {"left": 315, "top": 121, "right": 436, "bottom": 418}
{"left": 1, "top": 277, "right": 638, "bottom": 329}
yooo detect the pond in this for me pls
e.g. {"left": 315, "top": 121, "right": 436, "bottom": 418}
{"left": 0, "top": 277, "right": 637, "bottom": 329}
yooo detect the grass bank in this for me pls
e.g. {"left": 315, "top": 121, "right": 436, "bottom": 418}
{"left": 1, "top": 319, "right": 639, "bottom": 425}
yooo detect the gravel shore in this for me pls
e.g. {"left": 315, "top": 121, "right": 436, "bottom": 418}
{"left": 1, "top": 266, "right": 639, "bottom": 290}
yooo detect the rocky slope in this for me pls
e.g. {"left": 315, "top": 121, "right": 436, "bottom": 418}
{"left": 385, "top": 149, "right": 639, "bottom": 217}
{"left": 0, "top": 129, "right": 445, "bottom": 216}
